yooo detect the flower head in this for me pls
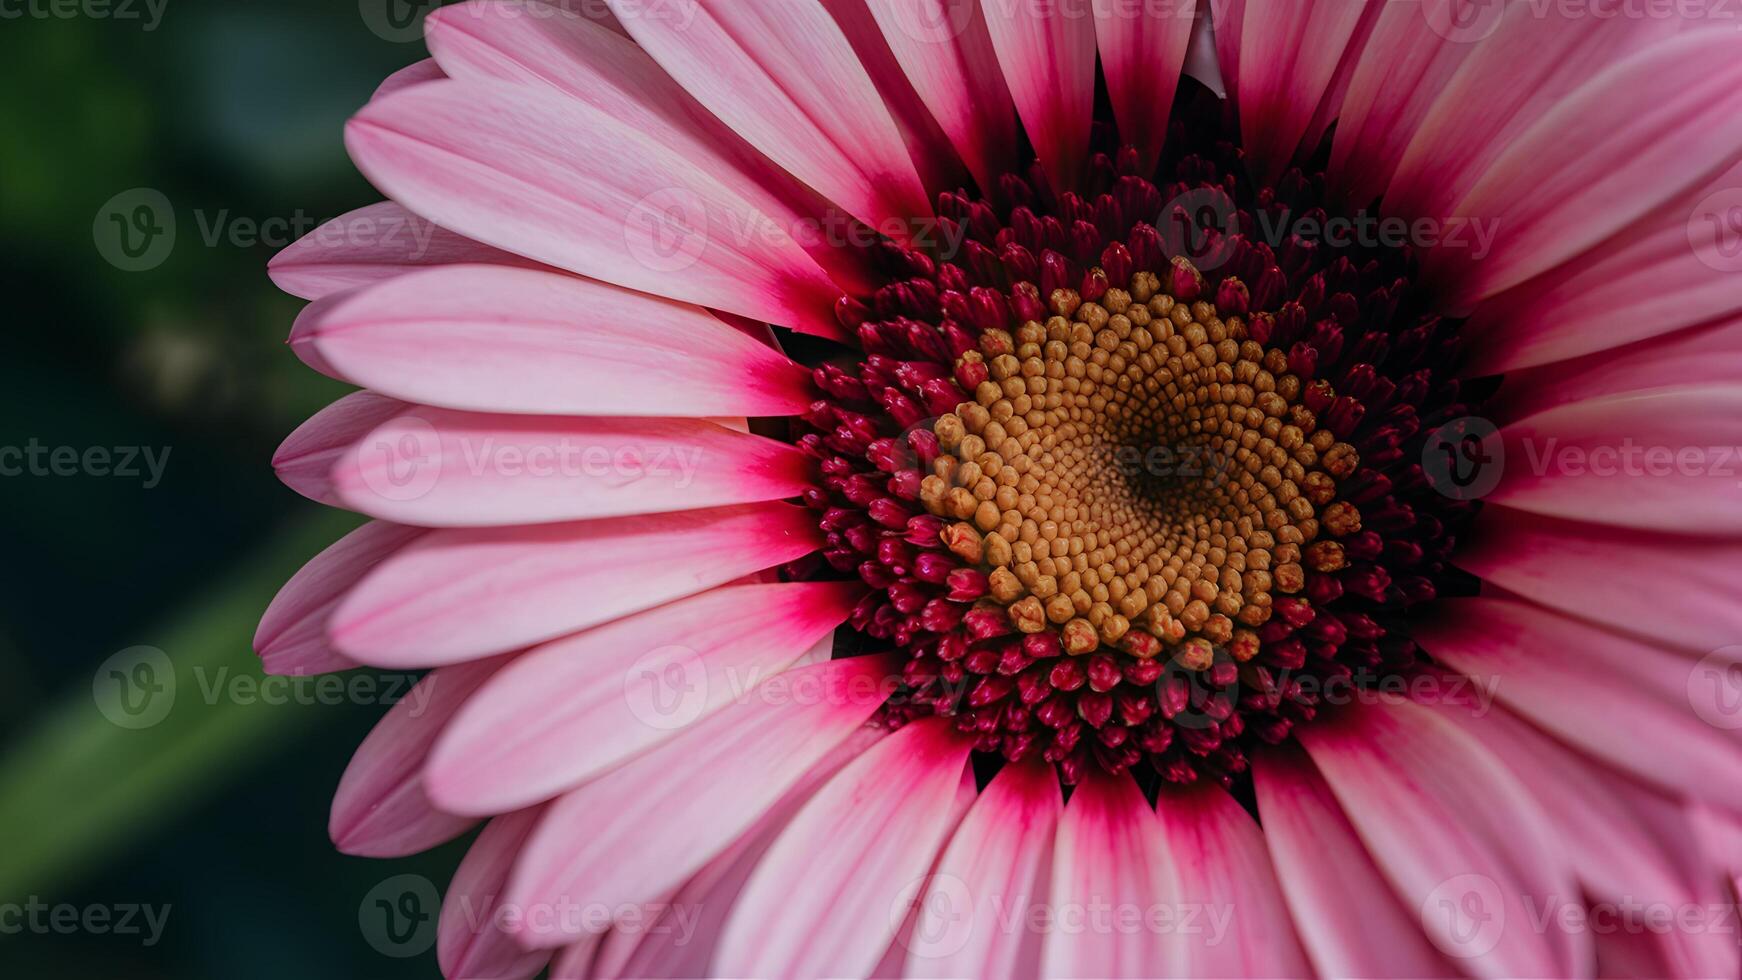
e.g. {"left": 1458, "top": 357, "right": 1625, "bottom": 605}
{"left": 259, "top": 1, "right": 1742, "bottom": 976}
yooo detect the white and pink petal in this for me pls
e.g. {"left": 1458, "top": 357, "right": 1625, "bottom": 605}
{"left": 288, "top": 264, "right": 813, "bottom": 418}
{"left": 424, "top": 582, "right": 865, "bottom": 815}
{"left": 329, "top": 501, "right": 823, "bottom": 667}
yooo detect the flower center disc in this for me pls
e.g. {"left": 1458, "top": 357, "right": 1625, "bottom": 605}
{"left": 922, "top": 270, "right": 1363, "bottom": 674}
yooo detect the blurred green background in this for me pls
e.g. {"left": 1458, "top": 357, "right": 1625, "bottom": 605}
{"left": 0, "top": 1, "right": 503, "bottom": 974}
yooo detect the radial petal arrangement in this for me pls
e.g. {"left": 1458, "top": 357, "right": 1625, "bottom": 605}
{"left": 259, "top": 1, "right": 1742, "bottom": 976}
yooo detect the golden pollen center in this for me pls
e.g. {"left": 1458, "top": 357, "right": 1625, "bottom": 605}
{"left": 922, "top": 269, "right": 1363, "bottom": 671}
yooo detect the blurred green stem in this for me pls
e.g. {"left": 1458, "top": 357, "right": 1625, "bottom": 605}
{"left": 0, "top": 508, "right": 359, "bottom": 901}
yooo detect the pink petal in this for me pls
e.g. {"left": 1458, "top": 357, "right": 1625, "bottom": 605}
{"left": 1230, "top": 0, "right": 1376, "bottom": 186}
{"left": 1254, "top": 745, "right": 1456, "bottom": 977}
{"left": 328, "top": 654, "right": 510, "bottom": 857}
{"left": 346, "top": 79, "right": 845, "bottom": 338}
{"left": 328, "top": 407, "right": 813, "bottom": 527}
{"left": 1413, "top": 596, "right": 1742, "bottom": 813}
{"left": 606, "top": 0, "right": 930, "bottom": 231}
{"left": 713, "top": 716, "right": 976, "bottom": 977}
{"left": 273, "top": 391, "right": 407, "bottom": 508}
{"left": 828, "top": 0, "right": 972, "bottom": 196}
{"left": 1429, "top": 31, "right": 1742, "bottom": 309}
{"left": 1385, "top": 1, "right": 1680, "bottom": 230}
{"left": 421, "top": 0, "right": 874, "bottom": 295}
{"left": 267, "top": 202, "right": 537, "bottom": 302}
{"left": 1437, "top": 700, "right": 1742, "bottom": 978}
{"left": 862, "top": 0, "right": 1018, "bottom": 191}
{"left": 545, "top": 934, "right": 607, "bottom": 980}
{"left": 903, "top": 757, "right": 1059, "bottom": 980}
{"left": 437, "top": 806, "right": 553, "bottom": 980}
{"left": 1461, "top": 160, "right": 1742, "bottom": 374}
{"left": 1094, "top": 0, "right": 1197, "bottom": 174}
{"left": 600, "top": 725, "right": 890, "bottom": 976}
{"left": 1044, "top": 770, "right": 1178, "bottom": 978}
{"left": 1298, "top": 698, "right": 1589, "bottom": 976}
{"left": 255, "top": 520, "right": 421, "bottom": 676}
{"left": 1326, "top": 0, "right": 1488, "bottom": 207}
{"left": 1485, "top": 316, "right": 1742, "bottom": 421}
{"left": 979, "top": 0, "right": 1097, "bottom": 189}
{"left": 289, "top": 264, "right": 813, "bottom": 418}
{"left": 1489, "top": 384, "right": 1742, "bottom": 534}
{"left": 372, "top": 57, "right": 447, "bottom": 102}
{"left": 425, "top": 582, "right": 865, "bottom": 815}
{"left": 1456, "top": 507, "right": 1742, "bottom": 655}
{"left": 1179, "top": 4, "right": 1222, "bottom": 98}
{"left": 1209, "top": 0, "right": 1244, "bottom": 105}
{"left": 503, "top": 656, "right": 899, "bottom": 948}
{"left": 329, "top": 501, "right": 823, "bottom": 667}
{"left": 1155, "top": 781, "right": 1311, "bottom": 976}
{"left": 1293, "top": 4, "right": 1386, "bottom": 176}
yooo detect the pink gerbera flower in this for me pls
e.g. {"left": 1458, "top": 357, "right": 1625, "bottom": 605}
{"left": 256, "top": 0, "right": 1742, "bottom": 975}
